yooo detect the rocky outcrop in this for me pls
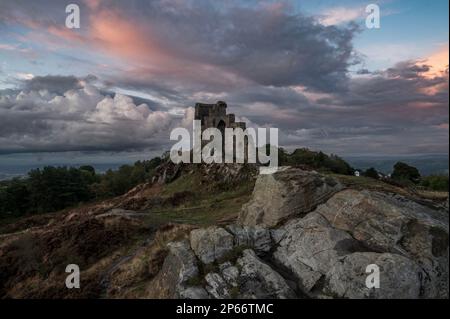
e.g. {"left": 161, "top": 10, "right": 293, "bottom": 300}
{"left": 152, "top": 161, "right": 183, "bottom": 184}
{"left": 315, "top": 189, "right": 449, "bottom": 298}
{"left": 238, "top": 167, "right": 342, "bottom": 227}
{"left": 6, "top": 165, "right": 444, "bottom": 299}
{"left": 151, "top": 161, "right": 258, "bottom": 188}
{"left": 152, "top": 169, "right": 448, "bottom": 299}
{"left": 273, "top": 212, "right": 360, "bottom": 293}
{"left": 151, "top": 224, "right": 296, "bottom": 299}
{"left": 271, "top": 189, "right": 449, "bottom": 298}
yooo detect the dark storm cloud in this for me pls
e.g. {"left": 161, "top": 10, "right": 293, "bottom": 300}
{"left": 126, "top": 0, "right": 360, "bottom": 92}
{"left": 22, "top": 75, "right": 83, "bottom": 94}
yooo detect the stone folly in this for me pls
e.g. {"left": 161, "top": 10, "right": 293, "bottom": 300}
{"left": 170, "top": 101, "right": 278, "bottom": 170}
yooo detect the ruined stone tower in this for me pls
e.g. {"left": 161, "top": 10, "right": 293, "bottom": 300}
{"left": 194, "top": 101, "right": 249, "bottom": 160}
{"left": 194, "top": 101, "right": 246, "bottom": 136}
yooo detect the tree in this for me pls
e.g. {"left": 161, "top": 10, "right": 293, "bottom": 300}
{"left": 364, "top": 167, "right": 379, "bottom": 179}
{"left": 0, "top": 178, "right": 30, "bottom": 217}
{"left": 391, "top": 162, "right": 421, "bottom": 184}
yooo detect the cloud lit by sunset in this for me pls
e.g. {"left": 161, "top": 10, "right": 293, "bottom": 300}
{"left": 0, "top": 0, "right": 448, "bottom": 162}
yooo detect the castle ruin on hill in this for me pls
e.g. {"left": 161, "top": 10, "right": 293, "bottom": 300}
{"left": 194, "top": 101, "right": 246, "bottom": 135}
{"left": 168, "top": 101, "right": 278, "bottom": 167}
{"left": 194, "top": 100, "right": 249, "bottom": 160}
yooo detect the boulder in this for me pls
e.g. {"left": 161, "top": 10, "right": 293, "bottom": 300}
{"left": 273, "top": 212, "right": 361, "bottom": 292}
{"left": 238, "top": 167, "right": 342, "bottom": 227}
{"left": 237, "top": 249, "right": 296, "bottom": 299}
{"left": 190, "top": 226, "right": 234, "bottom": 264}
{"left": 316, "top": 189, "right": 449, "bottom": 298}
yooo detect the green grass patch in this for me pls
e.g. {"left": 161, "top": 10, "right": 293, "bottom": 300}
{"left": 143, "top": 171, "right": 254, "bottom": 227}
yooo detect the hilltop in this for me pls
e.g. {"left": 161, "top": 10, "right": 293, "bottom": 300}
{"left": 0, "top": 154, "right": 448, "bottom": 299}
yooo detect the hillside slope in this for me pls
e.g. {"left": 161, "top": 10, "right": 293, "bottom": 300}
{"left": 0, "top": 163, "right": 448, "bottom": 298}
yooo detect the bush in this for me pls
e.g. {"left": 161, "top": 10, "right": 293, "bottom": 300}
{"left": 278, "top": 147, "right": 354, "bottom": 175}
{"left": 421, "top": 175, "right": 449, "bottom": 192}
{"left": 363, "top": 167, "right": 379, "bottom": 179}
{"left": 391, "top": 162, "right": 421, "bottom": 184}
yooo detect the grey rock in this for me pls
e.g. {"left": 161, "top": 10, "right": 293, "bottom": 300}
{"left": 205, "top": 272, "right": 230, "bottom": 299}
{"left": 226, "top": 224, "right": 272, "bottom": 254}
{"left": 270, "top": 229, "right": 286, "bottom": 245}
{"left": 220, "top": 263, "right": 240, "bottom": 287}
{"left": 326, "top": 252, "right": 422, "bottom": 299}
{"left": 316, "top": 189, "right": 449, "bottom": 298}
{"left": 153, "top": 240, "right": 200, "bottom": 298}
{"left": 273, "top": 213, "right": 359, "bottom": 293}
{"left": 190, "top": 226, "right": 234, "bottom": 264}
{"left": 166, "top": 240, "right": 199, "bottom": 284}
{"left": 157, "top": 175, "right": 448, "bottom": 299}
{"left": 237, "top": 249, "right": 296, "bottom": 299}
{"left": 238, "top": 167, "right": 342, "bottom": 227}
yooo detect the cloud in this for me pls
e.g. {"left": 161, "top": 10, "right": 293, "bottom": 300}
{"left": 22, "top": 75, "right": 83, "bottom": 94}
{"left": 0, "top": 43, "right": 31, "bottom": 53}
{"left": 422, "top": 46, "right": 449, "bottom": 78}
{"left": 0, "top": 1, "right": 448, "bottom": 157}
{"left": 1, "top": 0, "right": 361, "bottom": 93}
{"left": 0, "top": 76, "right": 181, "bottom": 154}
{"left": 318, "top": 7, "right": 364, "bottom": 26}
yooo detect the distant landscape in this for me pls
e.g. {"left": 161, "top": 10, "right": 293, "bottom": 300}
{"left": 345, "top": 154, "right": 449, "bottom": 176}
{"left": 0, "top": 163, "right": 128, "bottom": 181}
{"left": 1, "top": 153, "right": 448, "bottom": 181}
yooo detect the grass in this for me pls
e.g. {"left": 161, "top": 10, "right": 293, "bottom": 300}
{"left": 142, "top": 170, "right": 255, "bottom": 227}
{"left": 415, "top": 189, "right": 449, "bottom": 201}
{"left": 142, "top": 191, "right": 251, "bottom": 226}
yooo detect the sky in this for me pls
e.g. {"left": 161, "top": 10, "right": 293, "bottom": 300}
{"left": 0, "top": 0, "right": 448, "bottom": 169}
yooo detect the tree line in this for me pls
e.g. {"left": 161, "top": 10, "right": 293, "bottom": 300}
{"left": 277, "top": 148, "right": 448, "bottom": 192}
{"left": 278, "top": 147, "right": 355, "bottom": 175}
{"left": 0, "top": 157, "right": 162, "bottom": 219}
{"left": 1, "top": 148, "right": 448, "bottom": 220}
{"left": 359, "top": 162, "right": 448, "bottom": 191}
